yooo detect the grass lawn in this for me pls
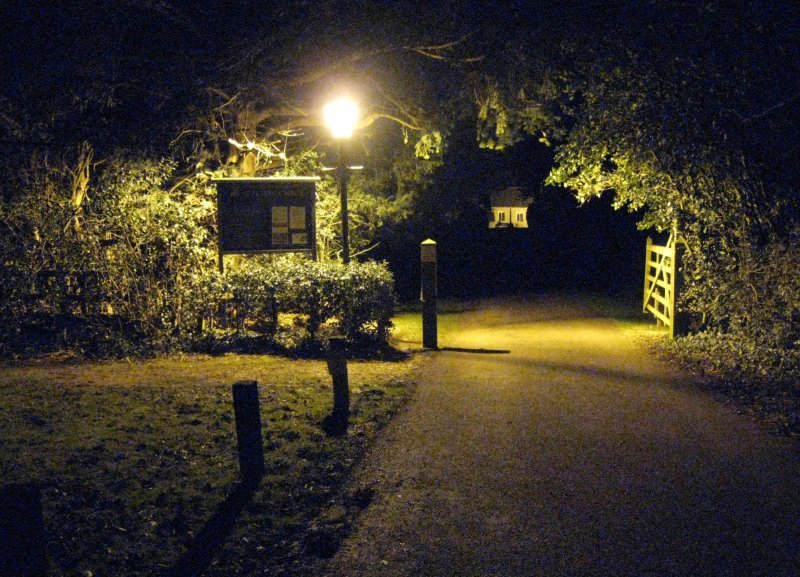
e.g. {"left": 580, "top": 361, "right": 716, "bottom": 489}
{"left": 0, "top": 347, "right": 425, "bottom": 576}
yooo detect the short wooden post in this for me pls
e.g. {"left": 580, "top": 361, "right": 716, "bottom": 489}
{"left": 326, "top": 336, "right": 350, "bottom": 425}
{"left": 231, "top": 381, "right": 265, "bottom": 481}
{"left": 0, "top": 483, "right": 47, "bottom": 577}
{"left": 420, "top": 239, "right": 438, "bottom": 350}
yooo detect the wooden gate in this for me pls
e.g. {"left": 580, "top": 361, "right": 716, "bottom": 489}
{"left": 643, "top": 235, "right": 687, "bottom": 338}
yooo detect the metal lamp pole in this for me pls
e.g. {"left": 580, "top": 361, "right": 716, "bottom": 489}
{"left": 323, "top": 96, "right": 359, "bottom": 265}
{"left": 337, "top": 141, "right": 350, "bottom": 264}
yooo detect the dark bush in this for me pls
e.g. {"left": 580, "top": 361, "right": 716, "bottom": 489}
{"left": 0, "top": 151, "right": 396, "bottom": 357}
{"left": 223, "top": 257, "right": 395, "bottom": 345}
{"left": 677, "top": 229, "right": 800, "bottom": 386}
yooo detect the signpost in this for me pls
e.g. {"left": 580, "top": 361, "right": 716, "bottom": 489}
{"left": 214, "top": 177, "right": 319, "bottom": 272}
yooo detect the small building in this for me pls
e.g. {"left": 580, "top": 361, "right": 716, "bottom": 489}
{"left": 488, "top": 186, "right": 532, "bottom": 229}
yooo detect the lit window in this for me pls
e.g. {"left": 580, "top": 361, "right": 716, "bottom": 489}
{"left": 499, "top": 212, "right": 506, "bottom": 222}
{"left": 517, "top": 213, "right": 524, "bottom": 222}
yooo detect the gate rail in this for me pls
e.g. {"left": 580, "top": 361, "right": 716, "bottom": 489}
{"left": 643, "top": 235, "right": 688, "bottom": 338}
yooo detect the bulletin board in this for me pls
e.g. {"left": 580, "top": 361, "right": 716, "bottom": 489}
{"left": 214, "top": 177, "right": 318, "bottom": 257}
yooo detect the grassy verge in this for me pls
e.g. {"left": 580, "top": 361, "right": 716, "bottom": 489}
{"left": 0, "top": 351, "right": 424, "bottom": 576}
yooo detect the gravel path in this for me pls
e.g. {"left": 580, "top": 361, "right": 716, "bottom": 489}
{"left": 321, "top": 296, "right": 800, "bottom": 577}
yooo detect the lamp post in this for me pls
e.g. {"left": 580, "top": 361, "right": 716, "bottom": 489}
{"left": 323, "top": 97, "right": 360, "bottom": 264}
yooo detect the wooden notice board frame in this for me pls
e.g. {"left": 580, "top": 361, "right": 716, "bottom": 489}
{"left": 213, "top": 177, "right": 319, "bottom": 271}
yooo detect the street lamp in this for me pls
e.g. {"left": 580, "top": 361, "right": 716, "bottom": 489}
{"left": 323, "top": 97, "right": 360, "bottom": 263}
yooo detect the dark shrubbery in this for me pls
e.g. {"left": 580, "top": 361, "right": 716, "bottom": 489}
{"left": 222, "top": 257, "right": 395, "bottom": 348}
{"left": 0, "top": 254, "right": 396, "bottom": 358}
{"left": 674, "top": 230, "right": 800, "bottom": 387}
{"left": 0, "top": 154, "right": 396, "bottom": 358}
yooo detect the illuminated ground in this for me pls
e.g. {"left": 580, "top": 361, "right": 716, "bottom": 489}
{"left": 320, "top": 295, "right": 800, "bottom": 576}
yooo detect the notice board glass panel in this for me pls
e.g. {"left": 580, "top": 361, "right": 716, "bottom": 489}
{"left": 215, "top": 178, "right": 317, "bottom": 253}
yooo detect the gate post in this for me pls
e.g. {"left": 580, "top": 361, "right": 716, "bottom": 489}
{"left": 643, "top": 236, "right": 652, "bottom": 313}
{"left": 671, "top": 241, "right": 690, "bottom": 338}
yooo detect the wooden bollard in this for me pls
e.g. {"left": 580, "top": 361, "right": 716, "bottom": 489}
{"left": 0, "top": 483, "right": 47, "bottom": 577}
{"left": 326, "top": 336, "right": 350, "bottom": 428}
{"left": 232, "top": 381, "right": 265, "bottom": 481}
{"left": 420, "top": 239, "right": 438, "bottom": 349}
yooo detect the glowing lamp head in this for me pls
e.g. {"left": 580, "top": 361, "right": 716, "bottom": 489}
{"left": 323, "top": 97, "right": 360, "bottom": 139}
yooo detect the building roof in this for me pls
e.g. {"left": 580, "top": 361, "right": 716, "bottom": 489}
{"left": 490, "top": 186, "right": 532, "bottom": 207}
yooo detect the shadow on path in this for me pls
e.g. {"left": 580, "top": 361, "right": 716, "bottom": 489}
{"left": 499, "top": 357, "right": 685, "bottom": 387}
{"left": 439, "top": 347, "right": 511, "bottom": 355}
{"left": 162, "top": 478, "right": 259, "bottom": 577}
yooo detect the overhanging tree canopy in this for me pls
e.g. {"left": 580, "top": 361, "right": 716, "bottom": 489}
{"left": 466, "top": 0, "right": 800, "bottom": 372}
{"left": 471, "top": 0, "right": 800, "bottom": 238}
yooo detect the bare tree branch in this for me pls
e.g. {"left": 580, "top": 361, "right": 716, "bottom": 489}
{"left": 405, "top": 31, "right": 484, "bottom": 63}
{"left": 407, "top": 32, "right": 476, "bottom": 52}
{"left": 259, "top": 109, "right": 424, "bottom": 139}
{"left": 358, "top": 112, "right": 422, "bottom": 132}
{"left": 278, "top": 48, "right": 397, "bottom": 88}
{"left": 740, "top": 93, "right": 800, "bottom": 123}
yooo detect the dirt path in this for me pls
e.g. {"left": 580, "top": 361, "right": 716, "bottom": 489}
{"left": 320, "top": 296, "right": 800, "bottom": 577}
